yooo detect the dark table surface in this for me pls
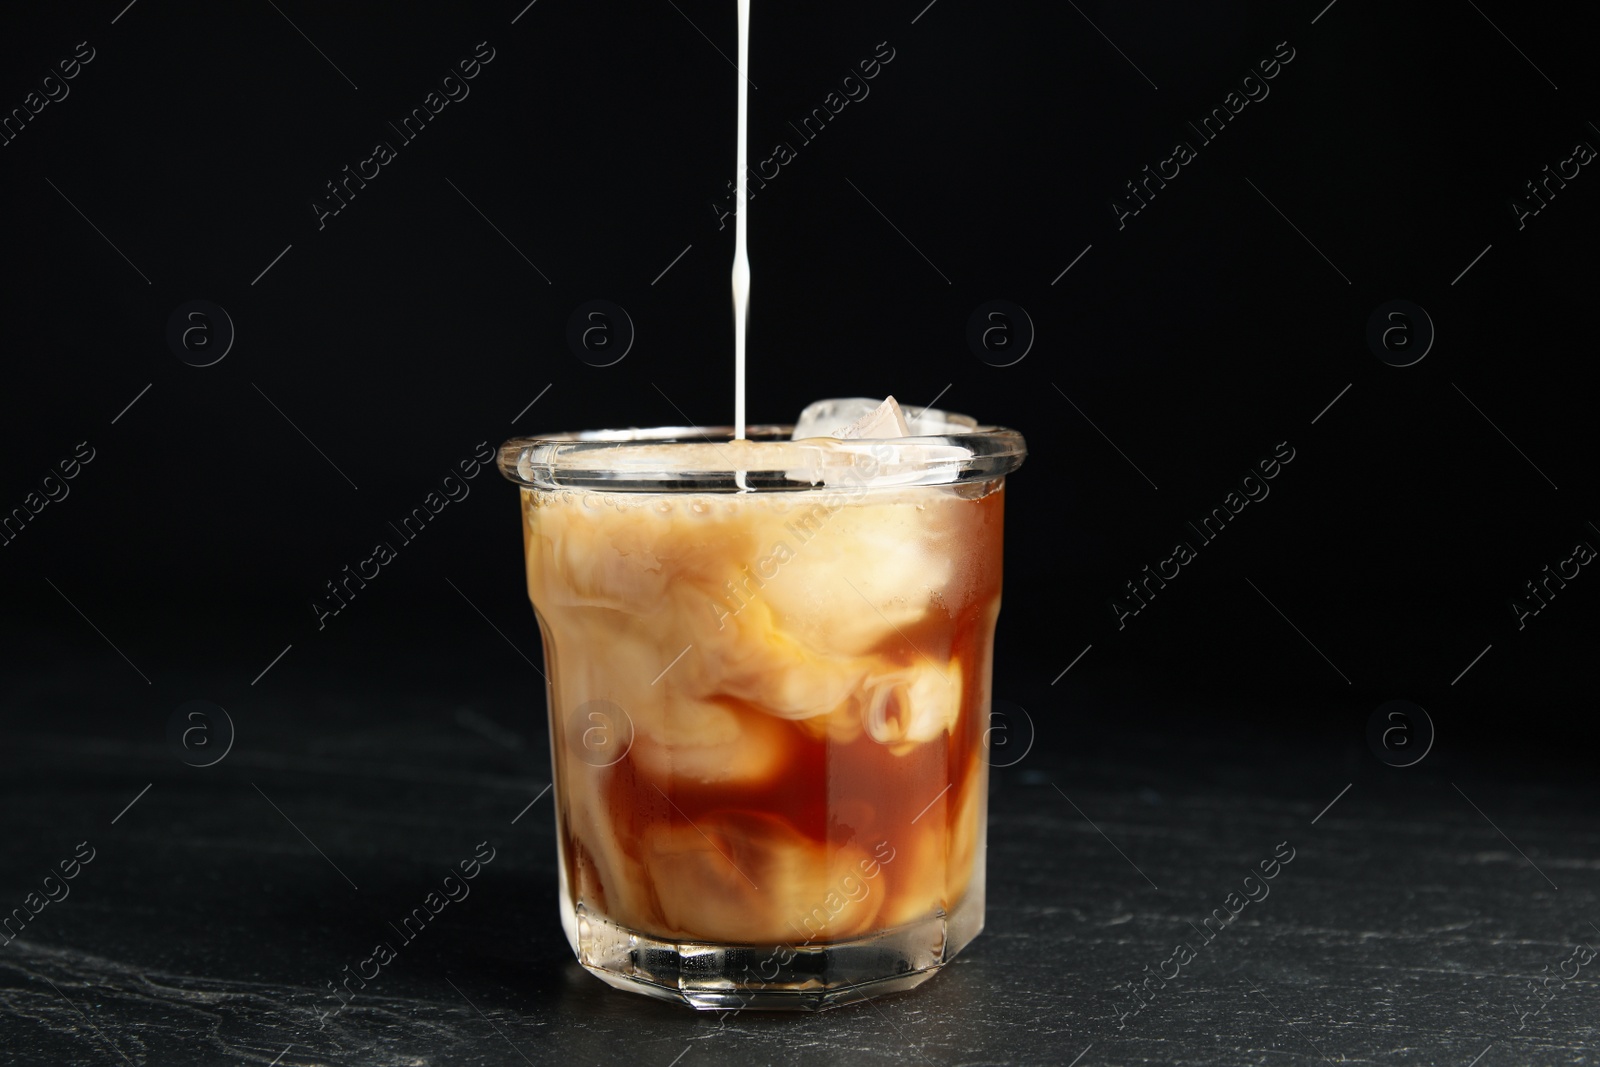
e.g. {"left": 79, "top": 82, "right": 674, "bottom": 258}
{"left": 4, "top": 631, "right": 1596, "bottom": 1067}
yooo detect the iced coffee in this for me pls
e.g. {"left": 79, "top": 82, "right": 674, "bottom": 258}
{"left": 498, "top": 399, "right": 1025, "bottom": 1009}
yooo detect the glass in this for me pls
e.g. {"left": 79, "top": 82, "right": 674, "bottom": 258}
{"left": 497, "top": 415, "right": 1025, "bottom": 1009}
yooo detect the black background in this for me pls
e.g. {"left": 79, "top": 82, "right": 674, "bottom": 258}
{"left": 3, "top": 1, "right": 1599, "bottom": 1063}
{"left": 4, "top": 0, "right": 1596, "bottom": 756}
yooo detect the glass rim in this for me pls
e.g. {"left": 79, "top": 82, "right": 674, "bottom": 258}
{"left": 496, "top": 423, "right": 1026, "bottom": 492}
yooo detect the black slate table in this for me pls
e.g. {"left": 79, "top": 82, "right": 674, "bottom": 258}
{"left": 4, "top": 634, "right": 1596, "bottom": 1067}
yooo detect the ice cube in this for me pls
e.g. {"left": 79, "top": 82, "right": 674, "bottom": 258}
{"left": 793, "top": 397, "right": 979, "bottom": 440}
{"left": 788, "top": 397, "right": 976, "bottom": 487}
{"left": 758, "top": 495, "right": 959, "bottom": 654}
{"left": 644, "top": 812, "right": 884, "bottom": 941}
{"left": 860, "top": 660, "right": 964, "bottom": 750}
{"left": 628, "top": 695, "right": 790, "bottom": 784}
{"left": 834, "top": 395, "right": 911, "bottom": 439}
{"left": 792, "top": 398, "right": 893, "bottom": 440}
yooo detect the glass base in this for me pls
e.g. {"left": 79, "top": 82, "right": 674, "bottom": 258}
{"left": 563, "top": 889, "right": 984, "bottom": 1011}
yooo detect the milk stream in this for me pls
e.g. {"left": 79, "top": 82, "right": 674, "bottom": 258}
{"left": 732, "top": 0, "right": 751, "bottom": 443}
